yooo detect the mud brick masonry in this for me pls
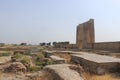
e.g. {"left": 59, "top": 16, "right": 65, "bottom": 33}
{"left": 76, "top": 19, "right": 95, "bottom": 49}
{"left": 54, "top": 19, "right": 120, "bottom": 52}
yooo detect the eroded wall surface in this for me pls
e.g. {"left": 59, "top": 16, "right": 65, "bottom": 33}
{"left": 86, "top": 42, "right": 120, "bottom": 52}
{"left": 76, "top": 19, "right": 95, "bottom": 49}
{"left": 54, "top": 44, "right": 77, "bottom": 49}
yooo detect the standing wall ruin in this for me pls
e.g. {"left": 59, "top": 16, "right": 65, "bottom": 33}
{"left": 76, "top": 19, "right": 95, "bottom": 49}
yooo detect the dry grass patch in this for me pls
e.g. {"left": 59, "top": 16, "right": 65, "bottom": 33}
{"left": 53, "top": 53, "right": 71, "bottom": 63}
{"left": 27, "top": 71, "right": 53, "bottom": 80}
{"left": 84, "top": 72, "right": 118, "bottom": 80}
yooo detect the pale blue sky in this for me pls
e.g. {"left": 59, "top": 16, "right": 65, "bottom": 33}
{"left": 0, "top": 0, "right": 120, "bottom": 44}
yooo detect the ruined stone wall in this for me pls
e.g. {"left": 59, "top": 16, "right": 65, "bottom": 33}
{"left": 94, "top": 42, "right": 120, "bottom": 52}
{"left": 54, "top": 44, "right": 77, "bottom": 49}
{"left": 54, "top": 19, "right": 120, "bottom": 52}
{"left": 86, "top": 42, "right": 120, "bottom": 52}
{"left": 76, "top": 19, "right": 95, "bottom": 49}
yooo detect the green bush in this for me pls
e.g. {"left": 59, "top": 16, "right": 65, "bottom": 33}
{"left": 38, "top": 48, "right": 43, "bottom": 52}
{"left": 34, "top": 53, "right": 54, "bottom": 67}
{"left": 0, "top": 43, "right": 5, "bottom": 47}
{"left": 41, "top": 60, "right": 54, "bottom": 66}
{"left": 0, "top": 53, "right": 10, "bottom": 57}
{"left": 46, "top": 60, "right": 54, "bottom": 65}
{"left": 21, "top": 56, "right": 30, "bottom": 64}
{"left": 14, "top": 53, "right": 22, "bottom": 59}
{"left": 35, "top": 61, "right": 43, "bottom": 66}
{"left": 35, "top": 58, "right": 53, "bottom": 67}
{"left": 25, "top": 50, "right": 32, "bottom": 55}
{"left": 36, "top": 53, "right": 45, "bottom": 61}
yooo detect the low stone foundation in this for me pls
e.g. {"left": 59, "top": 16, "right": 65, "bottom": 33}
{"left": 71, "top": 53, "right": 120, "bottom": 74}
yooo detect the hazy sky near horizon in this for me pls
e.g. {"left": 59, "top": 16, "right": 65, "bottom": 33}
{"left": 0, "top": 0, "right": 120, "bottom": 44}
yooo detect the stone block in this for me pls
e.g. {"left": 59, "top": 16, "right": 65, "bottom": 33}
{"left": 71, "top": 53, "right": 120, "bottom": 74}
{"left": 50, "top": 55, "right": 65, "bottom": 64}
{"left": 44, "top": 64, "right": 84, "bottom": 80}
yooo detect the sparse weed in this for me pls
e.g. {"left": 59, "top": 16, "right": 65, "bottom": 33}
{"left": 0, "top": 53, "right": 10, "bottom": 57}
{"left": 13, "top": 53, "right": 22, "bottom": 59}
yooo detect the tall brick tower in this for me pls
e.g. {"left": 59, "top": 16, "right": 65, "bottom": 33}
{"left": 76, "top": 19, "right": 95, "bottom": 49}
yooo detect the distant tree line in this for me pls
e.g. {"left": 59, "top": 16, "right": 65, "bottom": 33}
{"left": 39, "top": 42, "right": 51, "bottom": 46}
{"left": 39, "top": 41, "right": 69, "bottom": 46}
{"left": 20, "top": 43, "right": 27, "bottom": 46}
{"left": 52, "top": 41, "right": 69, "bottom": 46}
{"left": 0, "top": 43, "right": 5, "bottom": 47}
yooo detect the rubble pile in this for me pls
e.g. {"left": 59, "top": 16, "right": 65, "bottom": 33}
{"left": 5, "top": 62, "right": 26, "bottom": 73}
